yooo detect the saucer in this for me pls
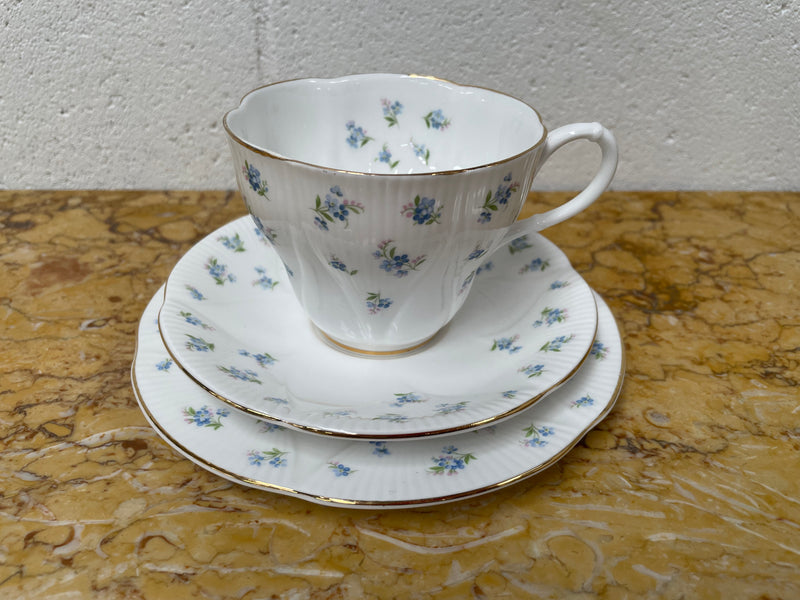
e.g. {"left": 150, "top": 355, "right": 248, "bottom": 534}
{"left": 135, "top": 287, "right": 623, "bottom": 508}
{"left": 158, "top": 216, "right": 598, "bottom": 439}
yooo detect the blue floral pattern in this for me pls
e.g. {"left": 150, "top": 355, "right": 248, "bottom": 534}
{"left": 410, "top": 139, "right": 430, "bottom": 165}
{"left": 429, "top": 445, "right": 475, "bottom": 475}
{"left": 329, "top": 462, "right": 355, "bottom": 477}
{"left": 253, "top": 217, "right": 278, "bottom": 246}
{"left": 491, "top": 335, "right": 522, "bottom": 354}
{"left": 238, "top": 349, "right": 277, "bottom": 369}
{"left": 328, "top": 255, "right": 357, "bottom": 275}
{"left": 519, "top": 363, "right": 545, "bottom": 378}
{"left": 185, "top": 285, "right": 206, "bottom": 301}
{"left": 217, "top": 365, "right": 262, "bottom": 384}
{"left": 467, "top": 246, "right": 487, "bottom": 261}
{"left": 401, "top": 195, "right": 441, "bottom": 225}
{"left": 248, "top": 448, "right": 288, "bottom": 467}
{"left": 590, "top": 341, "right": 609, "bottom": 360}
{"left": 205, "top": 257, "right": 236, "bottom": 286}
{"left": 312, "top": 186, "right": 364, "bottom": 229}
{"left": 253, "top": 266, "right": 279, "bottom": 290}
{"left": 509, "top": 235, "right": 533, "bottom": 254}
{"left": 180, "top": 310, "right": 214, "bottom": 330}
{"left": 370, "top": 441, "right": 390, "bottom": 456}
{"left": 346, "top": 121, "right": 373, "bottom": 148}
{"left": 374, "top": 240, "right": 426, "bottom": 277}
{"left": 550, "top": 280, "right": 570, "bottom": 289}
{"left": 381, "top": 98, "right": 403, "bottom": 127}
{"left": 571, "top": 395, "right": 594, "bottom": 408}
{"left": 522, "top": 424, "right": 554, "bottom": 447}
{"left": 185, "top": 334, "right": 214, "bottom": 352}
{"left": 377, "top": 144, "right": 399, "bottom": 169}
{"left": 156, "top": 358, "right": 173, "bottom": 372}
{"left": 373, "top": 413, "right": 408, "bottom": 423}
{"left": 218, "top": 233, "right": 246, "bottom": 253}
{"left": 424, "top": 109, "right": 451, "bottom": 130}
{"left": 258, "top": 421, "right": 286, "bottom": 433}
{"left": 478, "top": 173, "right": 520, "bottom": 223}
{"left": 366, "top": 291, "right": 393, "bottom": 314}
{"left": 243, "top": 160, "right": 269, "bottom": 198}
{"left": 434, "top": 401, "right": 468, "bottom": 415}
{"left": 476, "top": 261, "right": 494, "bottom": 276}
{"left": 532, "top": 307, "right": 568, "bottom": 328}
{"left": 391, "top": 392, "right": 426, "bottom": 407}
{"left": 540, "top": 334, "right": 574, "bottom": 352}
{"left": 520, "top": 258, "right": 550, "bottom": 274}
{"left": 183, "top": 405, "right": 229, "bottom": 430}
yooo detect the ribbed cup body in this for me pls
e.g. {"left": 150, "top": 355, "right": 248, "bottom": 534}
{"left": 225, "top": 74, "right": 545, "bottom": 352}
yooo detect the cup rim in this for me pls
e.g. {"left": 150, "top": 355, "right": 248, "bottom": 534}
{"left": 222, "top": 73, "right": 549, "bottom": 177}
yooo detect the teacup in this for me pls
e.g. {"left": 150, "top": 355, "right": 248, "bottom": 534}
{"left": 223, "top": 74, "right": 617, "bottom": 355}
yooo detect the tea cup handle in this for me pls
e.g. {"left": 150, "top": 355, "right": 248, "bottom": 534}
{"left": 500, "top": 122, "right": 618, "bottom": 243}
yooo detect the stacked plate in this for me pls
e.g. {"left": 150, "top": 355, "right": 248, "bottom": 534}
{"left": 132, "top": 216, "right": 624, "bottom": 508}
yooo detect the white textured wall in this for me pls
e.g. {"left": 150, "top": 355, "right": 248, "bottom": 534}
{"left": 2, "top": 0, "right": 799, "bottom": 190}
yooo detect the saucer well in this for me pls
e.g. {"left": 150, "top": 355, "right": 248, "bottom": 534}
{"left": 136, "top": 287, "right": 623, "bottom": 508}
{"left": 158, "top": 216, "right": 598, "bottom": 439}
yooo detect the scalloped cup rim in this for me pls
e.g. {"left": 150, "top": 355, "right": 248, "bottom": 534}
{"left": 222, "top": 73, "right": 549, "bottom": 177}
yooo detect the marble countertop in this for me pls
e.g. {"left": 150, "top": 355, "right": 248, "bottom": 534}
{"left": 2, "top": 190, "right": 798, "bottom": 598}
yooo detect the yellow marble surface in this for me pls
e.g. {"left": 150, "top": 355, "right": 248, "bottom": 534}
{"left": 1, "top": 190, "right": 798, "bottom": 598}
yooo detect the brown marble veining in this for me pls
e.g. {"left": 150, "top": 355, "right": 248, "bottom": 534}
{"left": 1, "top": 190, "right": 798, "bottom": 598}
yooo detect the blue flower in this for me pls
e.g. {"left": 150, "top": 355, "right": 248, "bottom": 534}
{"left": 478, "top": 209, "right": 492, "bottom": 224}
{"left": 253, "top": 266, "right": 278, "bottom": 290}
{"left": 156, "top": 358, "right": 173, "bottom": 371}
{"left": 330, "top": 462, "right": 354, "bottom": 477}
{"left": 492, "top": 336, "right": 522, "bottom": 354}
{"left": 540, "top": 335, "right": 574, "bottom": 352}
{"left": 346, "top": 121, "right": 373, "bottom": 147}
{"left": 429, "top": 446, "right": 476, "bottom": 475}
{"left": 424, "top": 109, "right": 451, "bottom": 130}
{"left": 246, "top": 164, "right": 261, "bottom": 191}
{"left": 434, "top": 401, "right": 468, "bottom": 415}
{"left": 248, "top": 451, "right": 264, "bottom": 466}
{"left": 371, "top": 441, "right": 390, "bottom": 456}
{"left": 520, "top": 363, "right": 545, "bottom": 378}
{"left": 314, "top": 216, "right": 329, "bottom": 231}
{"left": 591, "top": 341, "right": 609, "bottom": 360}
{"left": 186, "top": 285, "right": 205, "bottom": 301}
{"left": 269, "top": 455, "right": 287, "bottom": 467}
{"left": 182, "top": 405, "right": 228, "bottom": 429}
{"left": 392, "top": 392, "right": 424, "bottom": 407}
{"left": 468, "top": 247, "right": 486, "bottom": 261}
{"left": 413, "top": 197, "right": 434, "bottom": 224}
{"left": 377, "top": 144, "right": 399, "bottom": 168}
{"left": 572, "top": 395, "right": 595, "bottom": 408}
{"left": 520, "top": 258, "right": 550, "bottom": 274}
{"left": 509, "top": 236, "right": 532, "bottom": 254}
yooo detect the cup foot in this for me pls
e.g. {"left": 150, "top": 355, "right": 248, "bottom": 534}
{"left": 313, "top": 325, "right": 440, "bottom": 359}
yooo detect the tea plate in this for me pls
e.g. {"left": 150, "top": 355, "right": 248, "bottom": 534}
{"left": 158, "top": 216, "right": 598, "bottom": 439}
{"left": 136, "top": 287, "right": 623, "bottom": 508}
